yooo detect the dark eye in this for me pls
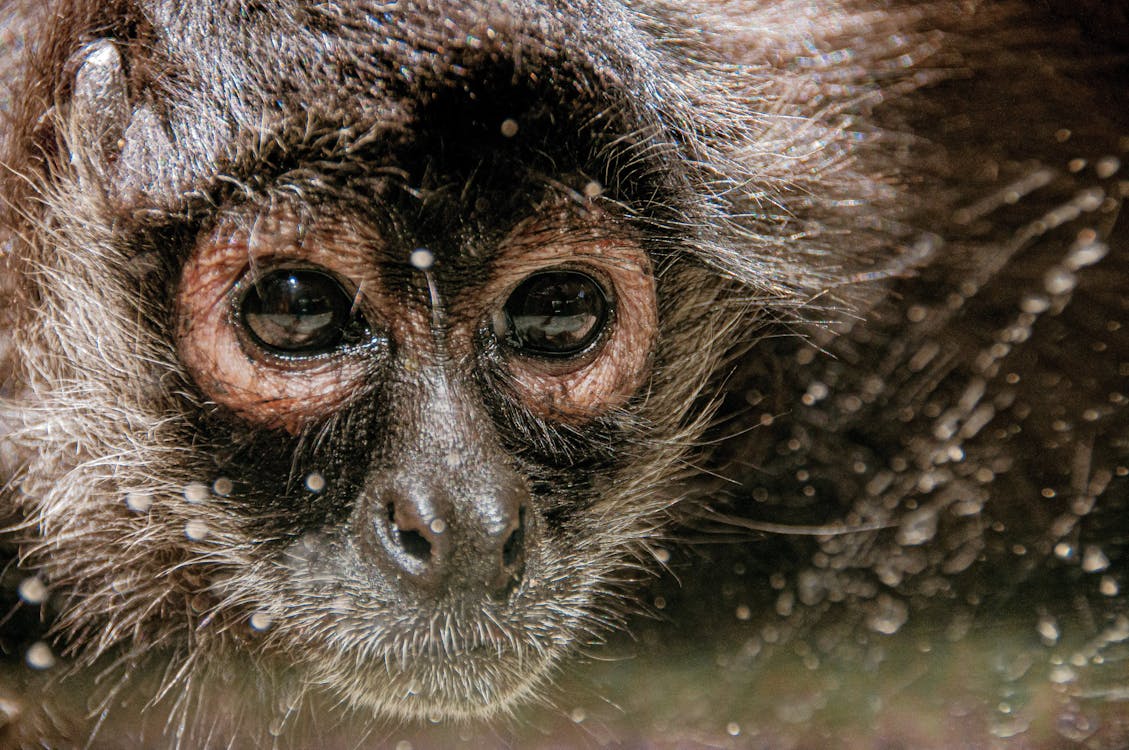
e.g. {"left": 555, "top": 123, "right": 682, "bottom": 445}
{"left": 238, "top": 268, "right": 365, "bottom": 355}
{"left": 496, "top": 270, "right": 610, "bottom": 357}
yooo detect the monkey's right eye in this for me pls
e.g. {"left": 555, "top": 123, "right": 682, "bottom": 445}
{"left": 238, "top": 269, "right": 367, "bottom": 356}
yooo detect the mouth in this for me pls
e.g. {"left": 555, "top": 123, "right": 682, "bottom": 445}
{"left": 254, "top": 545, "right": 562, "bottom": 720}
{"left": 296, "top": 616, "right": 558, "bottom": 721}
{"left": 229, "top": 526, "right": 605, "bottom": 721}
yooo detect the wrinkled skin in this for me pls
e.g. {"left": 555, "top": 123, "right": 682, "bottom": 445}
{"left": 0, "top": 0, "right": 1126, "bottom": 748}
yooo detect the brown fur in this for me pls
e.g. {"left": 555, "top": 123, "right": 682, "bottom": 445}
{"left": 0, "top": 1, "right": 1126, "bottom": 747}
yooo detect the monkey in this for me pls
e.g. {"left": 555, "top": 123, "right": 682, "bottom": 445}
{"left": 0, "top": 0, "right": 1125, "bottom": 747}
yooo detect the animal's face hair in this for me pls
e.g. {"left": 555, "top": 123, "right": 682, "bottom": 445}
{"left": 0, "top": 0, "right": 727, "bottom": 721}
{"left": 1, "top": 0, "right": 900, "bottom": 724}
{"left": 1, "top": 0, "right": 1125, "bottom": 745}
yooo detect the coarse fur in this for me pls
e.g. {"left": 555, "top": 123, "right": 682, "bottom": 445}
{"left": 0, "top": 0, "right": 1125, "bottom": 747}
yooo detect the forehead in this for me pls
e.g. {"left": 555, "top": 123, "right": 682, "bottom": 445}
{"left": 111, "top": 0, "right": 703, "bottom": 262}
{"left": 136, "top": 0, "right": 664, "bottom": 174}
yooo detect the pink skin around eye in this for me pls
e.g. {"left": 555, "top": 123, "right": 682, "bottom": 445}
{"left": 179, "top": 203, "right": 656, "bottom": 431}
{"left": 471, "top": 208, "right": 658, "bottom": 422}
{"left": 176, "top": 212, "right": 378, "bottom": 434}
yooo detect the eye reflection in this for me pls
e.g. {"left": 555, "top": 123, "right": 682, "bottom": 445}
{"left": 496, "top": 270, "right": 610, "bottom": 358}
{"left": 239, "top": 268, "right": 364, "bottom": 355}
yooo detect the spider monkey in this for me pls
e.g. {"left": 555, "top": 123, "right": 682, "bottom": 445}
{"left": 0, "top": 0, "right": 1125, "bottom": 746}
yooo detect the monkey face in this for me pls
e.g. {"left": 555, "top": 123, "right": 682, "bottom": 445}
{"left": 2, "top": 0, "right": 742, "bottom": 721}
{"left": 171, "top": 192, "right": 659, "bottom": 717}
{"left": 8, "top": 0, "right": 1060, "bottom": 738}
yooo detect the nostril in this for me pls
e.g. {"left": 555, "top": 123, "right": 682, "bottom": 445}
{"left": 502, "top": 507, "right": 526, "bottom": 569}
{"left": 366, "top": 481, "right": 532, "bottom": 598}
{"left": 398, "top": 529, "right": 432, "bottom": 561}
{"left": 385, "top": 501, "right": 434, "bottom": 562}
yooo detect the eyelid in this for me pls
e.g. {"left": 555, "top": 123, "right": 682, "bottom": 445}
{"left": 233, "top": 261, "right": 368, "bottom": 319}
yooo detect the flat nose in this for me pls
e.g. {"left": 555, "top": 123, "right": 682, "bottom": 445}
{"left": 368, "top": 476, "right": 530, "bottom": 600}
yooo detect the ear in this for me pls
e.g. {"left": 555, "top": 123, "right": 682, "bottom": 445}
{"left": 69, "top": 40, "right": 128, "bottom": 175}
{"left": 67, "top": 39, "right": 176, "bottom": 209}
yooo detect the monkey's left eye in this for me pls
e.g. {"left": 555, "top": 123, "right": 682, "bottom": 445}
{"left": 238, "top": 268, "right": 367, "bottom": 355}
{"left": 496, "top": 271, "right": 610, "bottom": 358}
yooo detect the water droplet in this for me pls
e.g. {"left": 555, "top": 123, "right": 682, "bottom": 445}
{"left": 916, "top": 471, "right": 939, "bottom": 492}
{"left": 726, "top": 722, "right": 741, "bottom": 736}
{"left": 583, "top": 180, "right": 603, "bottom": 198}
{"left": 653, "top": 547, "right": 670, "bottom": 564}
{"left": 183, "top": 482, "right": 209, "bottom": 504}
{"left": 189, "top": 592, "right": 210, "bottom": 613}
{"left": 395, "top": 741, "right": 413, "bottom": 750}
{"left": 17, "top": 577, "right": 47, "bottom": 605}
{"left": 1049, "top": 664, "right": 1077, "bottom": 684}
{"left": 428, "top": 518, "right": 447, "bottom": 534}
{"left": 250, "top": 612, "right": 273, "bottom": 631}
{"left": 409, "top": 248, "right": 434, "bottom": 270}
{"left": 975, "top": 467, "right": 996, "bottom": 483}
{"left": 867, "top": 595, "right": 908, "bottom": 635}
{"left": 212, "top": 477, "right": 234, "bottom": 497}
{"left": 125, "top": 490, "right": 153, "bottom": 513}
{"left": 802, "top": 381, "right": 829, "bottom": 405}
{"left": 1099, "top": 576, "right": 1119, "bottom": 596}
{"left": 499, "top": 118, "right": 519, "bottom": 137}
{"left": 185, "top": 519, "right": 210, "bottom": 541}
{"left": 735, "top": 604, "right": 751, "bottom": 621}
{"left": 896, "top": 507, "right": 938, "bottom": 546}
{"left": 1082, "top": 546, "right": 1110, "bottom": 572}
{"left": 304, "top": 472, "right": 326, "bottom": 493}
{"left": 1055, "top": 710, "right": 1098, "bottom": 742}
{"left": 1020, "top": 294, "right": 1050, "bottom": 313}
{"left": 989, "top": 715, "right": 1029, "bottom": 739}
{"left": 1054, "top": 542, "right": 1073, "bottom": 560}
{"left": 569, "top": 707, "right": 587, "bottom": 723}
{"left": 1066, "top": 238, "right": 1107, "bottom": 271}
{"left": 906, "top": 304, "right": 928, "bottom": 322}
{"left": 1037, "top": 615, "right": 1060, "bottom": 645}
{"left": 1095, "top": 155, "right": 1121, "bottom": 179}
{"left": 1106, "top": 616, "right": 1129, "bottom": 642}
{"left": 25, "top": 642, "right": 55, "bottom": 670}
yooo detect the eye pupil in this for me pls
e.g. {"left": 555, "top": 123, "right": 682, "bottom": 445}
{"left": 499, "top": 271, "right": 609, "bottom": 357}
{"left": 240, "top": 269, "right": 360, "bottom": 354}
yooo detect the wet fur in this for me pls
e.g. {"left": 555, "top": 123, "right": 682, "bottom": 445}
{"left": 0, "top": 0, "right": 1126, "bottom": 747}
